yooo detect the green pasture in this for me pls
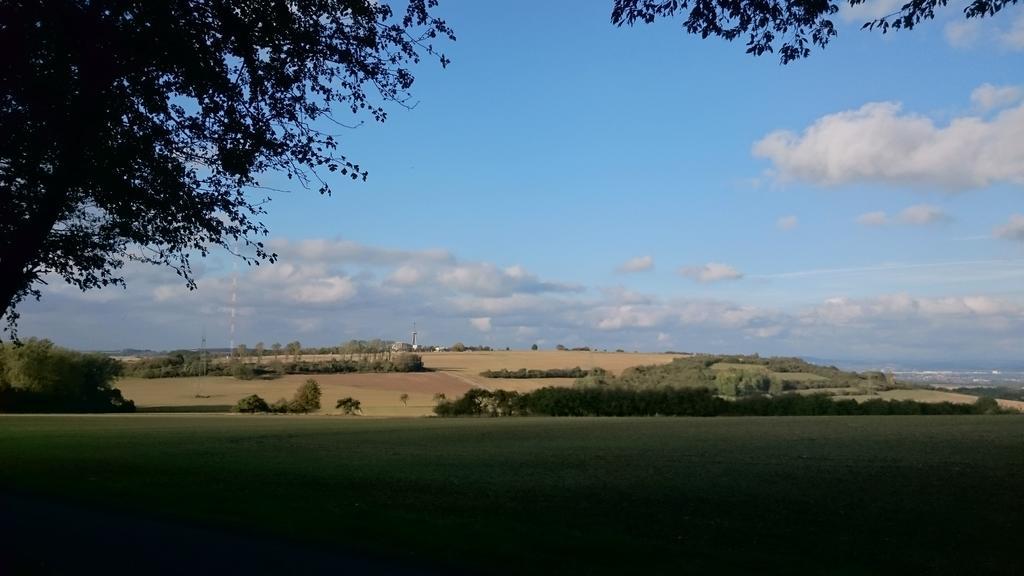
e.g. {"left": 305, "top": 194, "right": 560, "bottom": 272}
{"left": 1, "top": 415, "right": 1022, "bottom": 574}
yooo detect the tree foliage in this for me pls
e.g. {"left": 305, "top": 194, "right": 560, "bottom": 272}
{"left": 611, "top": 0, "right": 1019, "bottom": 63}
{"left": 434, "top": 386, "right": 1015, "bottom": 417}
{"left": 336, "top": 396, "right": 362, "bottom": 415}
{"left": 0, "top": 338, "right": 134, "bottom": 412}
{"left": 234, "top": 393, "right": 270, "bottom": 413}
{"left": 289, "top": 378, "right": 322, "bottom": 413}
{"left": 0, "top": 0, "right": 454, "bottom": 334}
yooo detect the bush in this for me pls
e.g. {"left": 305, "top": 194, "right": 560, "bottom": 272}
{"left": 289, "top": 379, "right": 321, "bottom": 413}
{"left": 270, "top": 398, "right": 291, "bottom": 413}
{"left": 392, "top": 353, "right": 424, "bottom": 372}
{"left": 336, "top": 397, "right": 362, "bottom": 415}
{"left": 230, "top": 361, "right": 257, "bottom": 380}
{"left": 234, "top": 394, "right": 270, "bottom": 413}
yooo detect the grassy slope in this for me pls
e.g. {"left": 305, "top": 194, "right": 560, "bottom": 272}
{"left": 711, "top": 362, "right": 828, "bottom": 382}
{"left": 1, "top": 415, "right": 1022, "bottom": 574}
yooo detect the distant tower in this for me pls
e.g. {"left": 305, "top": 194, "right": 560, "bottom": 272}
{"left": 229, "top": 244, "right": 238, "bottom": 357}
{"left": 411, "top": 322, "right": 418, "bottom": 350}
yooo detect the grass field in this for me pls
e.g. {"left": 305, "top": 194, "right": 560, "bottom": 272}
{"left": 2, "top": 415, "right": 1022, "bottom": 574}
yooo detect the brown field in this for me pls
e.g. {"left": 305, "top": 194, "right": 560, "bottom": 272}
{"left": 115, "top": 351, "right": 685, "bottom": 414}
{"left": 421, "top": 350, "right": 686, "bottom": 387}
{"left": 115, "top": 351, "right": 1024, "bottom": 414}
{"left": 869, "top": 388, "right": 1024, "bottom": 411}
{"left": 116, "top": 372, "right": 472, "bottom": 417}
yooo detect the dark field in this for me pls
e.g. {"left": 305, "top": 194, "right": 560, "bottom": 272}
{"left": 1, "top": 416, "right": 1022, "bottom": 575}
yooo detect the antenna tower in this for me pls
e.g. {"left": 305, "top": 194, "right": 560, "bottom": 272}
{"left": 229, "top": 244, "right": 238, "bottom": 357}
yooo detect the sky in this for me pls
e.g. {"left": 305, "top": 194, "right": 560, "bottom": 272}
{"left": 19, "top": 0, "right": 1024, "bottom": 367}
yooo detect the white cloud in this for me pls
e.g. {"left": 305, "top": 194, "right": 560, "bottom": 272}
{"left": 388, "top": 265, "right": 423, "bottom": 286}
{"left": 292, "top": 276, "right": 357, "bottom": 304}
{"left": 776, "top": 215, "right": 799, "bottom": 230}
{"left": 855, "top": 206, "right": 949, "bottom": 227}
{"left": 617, "top": 255, "right": 654, "bottom": 273}
{"left": 804, "top": 294, "right": 1020, "bottom": 325}
{"left": 1001, "top": 12, "right": 1024, "bottom": 50}
{"left": 944, "top": 19, "right": 982, "bottom": 49}
{"left": 856, "top": 211, "right": 889, "bottom": 227}
{"left": 269, "top": 238, "right": 453, "bottom": 266}
{"left": 971, "top": 83, "right": 1023, "bottom": 111}
{"left": 753, "top": 93, "right": 1024, "bottom": 191}
{"left": 437, "top": 263, "right": 580, "bottom": 297}
{"left": 679, "top": 263, "right": 743, "bottom": 283}
{"left": 17, "top": 238, "right": 1024, "bottom": 365}
{"left": 994, "top": 214, "right": 1024, "bottom": 241}
{"left": 899, "top": 204, "right": 950, "bottom": 225}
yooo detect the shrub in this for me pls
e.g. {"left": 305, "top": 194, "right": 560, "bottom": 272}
{"left": 336, "top": 397, "right": 362, "bottom": 415}
{"left": 289, "top": 379, "right": 321, "bottom": 413}
{"left": 230, "top": 361, "right": 257, "bottom": 380}
{"left": 392, "top": 353, "right": 424, "bottom": 372}
{"left": 234, "top": 394, "right": 270, "bottom": 413}
{"left": 270, "top": 398, "right": 291, "bottom": 413}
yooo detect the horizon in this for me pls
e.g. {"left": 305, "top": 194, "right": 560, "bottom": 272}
{"left": 15, "top": 0, "right": 1024, "bottom": 366}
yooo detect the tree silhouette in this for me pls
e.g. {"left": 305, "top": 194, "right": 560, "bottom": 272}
{"left": 611, "top": 0, "right": 1018, "bottom": 63}
{"left": 0, "top": 1, "right": 454, "bottom": 334}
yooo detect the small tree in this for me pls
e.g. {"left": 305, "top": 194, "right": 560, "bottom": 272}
{"left": 399, "top": 393, "right": 409, "bottom": 406}
{"left": 336, "top": 397, "right": 362, "bottom": 415}
{"left": 531, "top": 343, "right": 538, "bottom": 351}
{"left": 254, "top": 342, "right": 265, "bottom": 364}
{"left": 271, "top": 342, "right": 283, "bottom": 357}
{"left": 451, "top": 342, "right": 466, "bottom": 352}
{"left": 289, "top": 378, "right": 321, "bottom": 413}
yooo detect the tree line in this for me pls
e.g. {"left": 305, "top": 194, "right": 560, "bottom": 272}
{"left": 434, "top": 387, "right": 1015, "bottom": 418}
{"left": 480, "top": 367, "right": 593, "bottom": 379}
{"left": 0, "top": 339, "right": 134, "bottom": 413}
{"left": 123, "top": 352, "right": 425, "bottom": 379}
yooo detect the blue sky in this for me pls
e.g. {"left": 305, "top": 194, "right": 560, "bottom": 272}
{"left": 21, "top": 0, "right": 1024, "bottom": 366}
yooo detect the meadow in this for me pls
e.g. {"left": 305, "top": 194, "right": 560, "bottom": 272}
{"left": 2, "top": 415, "right": 1022, "bottom": 574}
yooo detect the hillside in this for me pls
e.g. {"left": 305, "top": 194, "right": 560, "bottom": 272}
{"left": 577, "top": 354, "right": 901, "bottom": 397}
